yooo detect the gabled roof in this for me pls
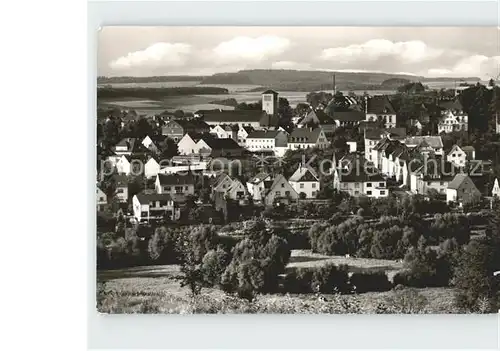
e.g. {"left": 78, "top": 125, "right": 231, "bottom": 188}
{"left": 248, "top": 172, "right": 270, "bottom": 184}
{"left": 289, "top": 127, "right": 324, "bottom": 144}
{"left": 201, "top": 136, "right": 242, "bottom": 150}
{"left": 439, "top": 99, "right": 463, "bottom": 111}
{"left": 240, "top": 125, "right": 255, "bottom": 134}
{"left": 366, "top": 95, "right": 396, "bottom": 114}
{"left": 447, "top": 173, "right": 473, "bottom": 190}
{"left": 136, "top": 192, "right": 173, "bottom": 204}
{"left": 247, "top": 130, "right": 280, "bottom": 139}
{"left": 265, "top": 174, "right": 297, "bottom": 196}
{"left": 404, "top": 136, "right": 443, "bottom": 149}
{"left": 289, "top": 165, "right": 319, "bottom": 182}
{"left": 157, "top": 173, "right": 194, "bottom": 186}
{"left": 202, "top": 110, "right": 267, "bottom": 123}
{"left": 447, "top": 144, "right": 463, "bottom": 155}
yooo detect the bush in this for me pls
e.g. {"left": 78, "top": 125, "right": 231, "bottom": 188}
{"left": 201, "top": 247, "right": 231, "bottom": 287}
{"left": 283, "top": 268, "right": 314, "bottom": 294}
{"left": 311, "top": 263, "right": 350, "bottom": 294}
{"left": 350, "top": 271, "right": 393, "bottom": 293}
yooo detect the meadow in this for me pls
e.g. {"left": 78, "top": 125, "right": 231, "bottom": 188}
{"left": 96, "top": 249, "right": 457, "bottom": 314}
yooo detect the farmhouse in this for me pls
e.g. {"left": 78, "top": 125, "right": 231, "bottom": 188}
{"left": 245, "top": 129, "right": 288, "bottom": 157}
{"left": 288, "top": 127, "right": 329, "bottom": 150}
{"left": 263, "top": 174, "right": 299, "bottom": 207}
{"left": 246, "top": 172, "right": 272, "bottom": 202}
{"left": 446, "top": 173, "right": 481, "bottom": 205}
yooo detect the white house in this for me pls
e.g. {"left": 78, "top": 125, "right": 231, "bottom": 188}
{"left": 132, "top": 192, "right": 180, "bottom": 223}
{"left": 144, "top": 157, "right": 161, "bottom": 178}
{"left": 288, "top": 165, "right": 320, "bottom": 199}
{"left": 346, "top": 141, "right": 357, "bottom": 153}
{"left": 288, "top": 127, "right": 330, "bottom": 150}
{"left": 438, "top": 100, "right": 468, "bottom": 133}
{"left": 404, "top": 136, "right": 444, "bottom": 156}
{"left": 177, "top": 133, "right": 198, "bottom": 156}
{"left": 246, "top": 130, "right": 288, "bottom": 157}
{"left": 210, "top": 124, "right": 237, "bottom": 140}
{"left": 237, "top": 125, "right": 254, "bottom": 147}
{"left": 263, "top": 174, "right": 299, "bottom": 206}
{"left": 246, "top": 172, "right": 272, "bottom": 202}
{"left": 141, "top": 135, "right": 160, "bottom": 154}
{"left": 492, "top": 178, "right": 500, "bottom": 198}
{"left": 446, "top": 145, "right": 467, "bottom": 168}
{"left": 116, "top": 155, "right": 131, "bottom": 175}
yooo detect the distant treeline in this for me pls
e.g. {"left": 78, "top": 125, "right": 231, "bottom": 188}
{"left": 97, "top": 87, "right": 229, "bottom": 99}
{"left": 97, "top": 76, "right": 206, "bottom": 84}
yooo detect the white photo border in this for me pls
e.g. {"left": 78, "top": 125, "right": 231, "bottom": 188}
{"left": 88, "top": 1, "right": 500, "bottom": 349}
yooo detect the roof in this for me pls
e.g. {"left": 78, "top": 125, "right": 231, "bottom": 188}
{"left": 136, "top": 192, "right": 173, "bottom": 204}
{"left": 289, "top": 127, "right": 323, "bottom": 143}
{"left": 262, "top": 89, "right": 279, "bottom": 95}
{"left": 462, "top": 146, "right": 475, "bottom": 152}
{"left": 404, "top": 136, "right": 443, "bottom": 149}
{"left": 366, "top": 95, "right": 396, "bottom": 114}
{"left": 447, "top": 173, "right": 472, "bottom": 190}
{"left": 175, "top": 118, "right": 210, "bottom": 131}
{"left": 439, "top": 100, "right": 463, "bottom": 111}
{"left": 265, "top": 174, "right": 296, "bottom": 196}
{"left": 241, "top": 125, "right": 255, "bottom": 134}
{"left": 202, "top": 110, "right": 267, "bottom": 123}
{"left": 330, "top": 110, "right": 366, "bottom": 122}
{"left": 157, "top": 173, "right": 194, "bottom": 186}
{"left": 289, "top": 165, "right": 319, "bottom": 182}
{"left": 201, "top": 136, "right": 242, "bottom": 150}
{"left": 248, "top": 172, "right": 270, "bottom": 184}
{"left": 116, "top": 138, "right": 136, "bottom": 149}
{"left": 247, "top": 130, "right": 280, "bottom": 139}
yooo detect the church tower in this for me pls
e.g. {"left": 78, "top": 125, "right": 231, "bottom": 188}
{"left": 262, "top": 90, "right": 279, "bottom": 116}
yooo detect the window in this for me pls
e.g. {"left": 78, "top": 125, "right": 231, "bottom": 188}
{"left": 312, "top": 183, "right": 316, "bottom": 188}
{"left": 185, "top": 186, "right": 188, "bottom": 190}
{"left": 380, "top": 191, "right": 386, "bottom": 195}
{"left": 379, "top": 182, "right": 384, "bottom": 187}
{"left": 440, "top": 182, "right": 444, "bottom": 186}
{"left": 355, "top": 183, "right": 360, "bottom": 188}
{"left": 281, "top": 183, "right": 285, "bottom": 188}
{"left": 427, "top": 182, "right": 431, "bottom": 186}
{"left": 275, "top": 191, "right": 281, "bottom": 196}
{"left": 312, "top": 191, "right": 316, "bottom": 197}
{"left": 354, "top": 191, "right": 360, "bottom": 195}
{"left": 366, "top": 182, "right": 372, "bottom": 187}
{"left": 116, "top": 188, "right": 124, "bottom": 194}
{"left": 366, "top": 190, "right": 372, "bottom": 195}
{"left": 164, "top": 186, "right": 171, "bottom": 191}
{"left": 263, "top": 95, "right": 272, "bottom": 101}
{"left": 285, "top": 191, "right": 290, "bottom": 196}
{"left": 300, "top": 183, "right": 304, "bottom": 188}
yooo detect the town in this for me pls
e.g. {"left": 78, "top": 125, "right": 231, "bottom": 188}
{"left": 96, "top": 77, "right": 500, "bottom": 314}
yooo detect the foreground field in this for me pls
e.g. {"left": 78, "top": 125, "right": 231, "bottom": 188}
{"left": 97, "top": 250, "right": 458, "bottom": 314}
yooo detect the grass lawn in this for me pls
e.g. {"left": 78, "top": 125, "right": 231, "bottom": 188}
{"left": 97, "top": 250, "right": 459, "bottom": 314}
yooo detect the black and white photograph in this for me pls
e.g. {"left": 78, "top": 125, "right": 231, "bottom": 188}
{"left": 96, "top": 26, "right": 500, "bottom": 314}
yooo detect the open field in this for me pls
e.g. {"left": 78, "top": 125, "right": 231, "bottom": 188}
{"left": 96, "top": 249, "right": 457, "bottom": 314}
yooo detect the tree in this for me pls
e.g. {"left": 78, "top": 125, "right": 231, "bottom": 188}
{"left": 453, "top": 216, "right": 500, "bottom": 312}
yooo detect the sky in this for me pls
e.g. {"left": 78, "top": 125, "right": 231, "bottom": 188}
{"left": 98, "top": 27, "right": 500, "bottom": 79}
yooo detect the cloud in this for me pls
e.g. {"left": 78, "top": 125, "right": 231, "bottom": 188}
{"left": 109, "top": 42, "right": 192, "bottom": 70}
{"left": 212, "top": 36, "right": 291, "bottom": 64}
{"left": 271, "top": 61, "right": 311, "bottom": 70}
{"left": 320, "top": 39, "right": 444, "bottom": 64}
{"left": 426, "top": 55, "right": 500, "bottom": 78}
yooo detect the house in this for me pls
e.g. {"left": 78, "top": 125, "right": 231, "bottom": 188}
{"left": 144, "top": 156, "right": 161, "bottom": 179}
{"left": 346, "top": 141, "right": 357, "bottom": 153}
{"left": 210, "top": 124, "right": 238, "bottom": 140}
{"left": 437, "top": 100, "right": 468, "bottom": 133}
{"left": 288, "top": 165, "right": 320, "bottom": 199}
{"left": 330, "top": 111, "right": 366, "bottom": 127}
{"left": 162, "top": 118, "right": 211, "bottom": 141}
{"left": 246, "top": 172, "right": 272, "bottom": 202}
{"left": 200, "top": 109, "right": 277, "bottom": 128}
{"left": 263, "top": 174, "right": 299, "bottom": 207}
{"left": 297, "top": 109, "right": 337, "bottom": 135}
{"left": 407, "top": 118, "right": 423, "bottom": 131}
{"left": 288, "top": 127, "right": 330, "bottom": 150}
{"left": 404, "top": 136, "right": 444, "bottom": 156}
{"left": 492, "top": 178, "right": 500, "bottom": 198}
{"left": 141, "top": 135, "right": 161, "bottom": 154}
{"left": 96, "top": 187, "right": 107, "bottom": 212}
{"left": 365, "top": 95, "right": 397, "bottom": 128}
{"left": 364, "top": 127, "right": 406, "bottom": 163}
{"left": 446, "top": 145, "right": 467, "bottom": 168}
{"left": 114, "top": 138, "right": 136, "bottom": 156}
{"left": 161, "top": 120, "right": 184, "bottom": 142}
{"left": 245, "top": 130, "right": 288, "bottom": 157}
{"left": 177, "top": 133, "right": 200, "bottom": 156}
{"left": 409, "top": 158, "right": 455, "bottom": 196}
{"left": 195, "top": 135, "right": 246, "bottom": 158}
{"left": 236, "top": 125, "right": 254, "bottom": 147}
{"left": 446, "top": 173, "right": 481, "bottom": 205}
{"left": 155, "top": 173, "right": 195, "bottom": 196}
{"left": 116, "top": 155, "right": 132, "bottom": 175}
{"left": 333, "top": 154, "right": 388, "bottom": 198}
{"left": 225, "top": 178, "right": 248, "bottom": 201}
{"left": 114, "top": 174, "right": 129, "bottom": 203}
{"left": 132, "top": 192, "right": 180, "bottom": 223}
{"left": 211, "top": 173, "right": 234, "bottom": 197}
